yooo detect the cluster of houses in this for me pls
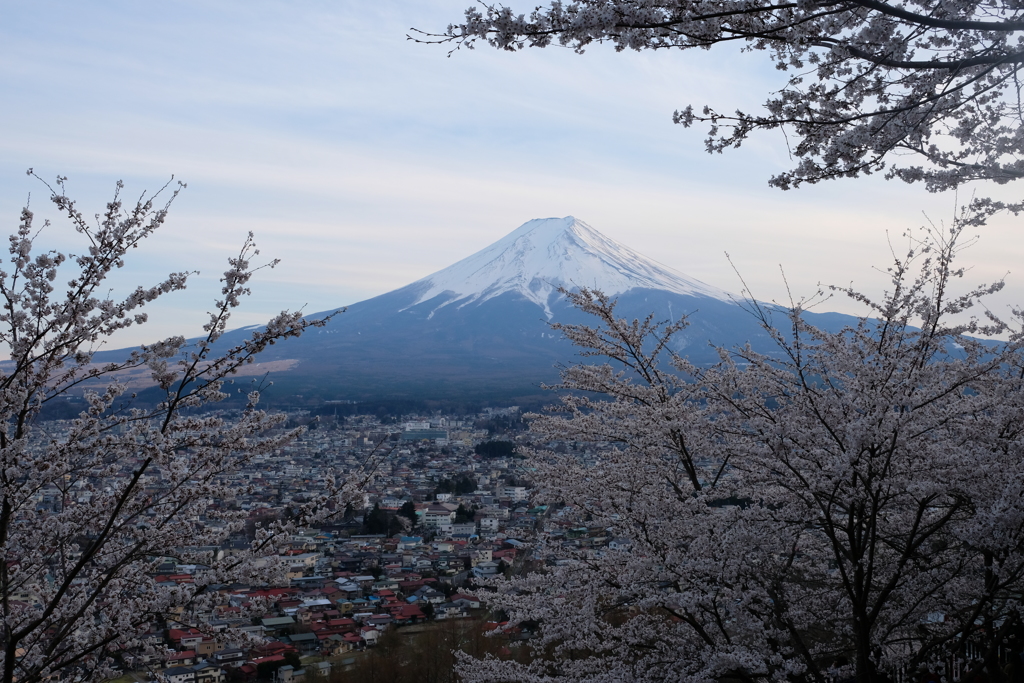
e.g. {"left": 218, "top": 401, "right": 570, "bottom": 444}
{"left": 145, "top": 529, "right": 524, "bottom": 682}
{"left": 151, "top": 532, "right": 507, "bottom": 683}
{"left": 24, "top": 406, "right": 622, "bottom": 680}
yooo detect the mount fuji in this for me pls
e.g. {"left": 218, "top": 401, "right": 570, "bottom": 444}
{"left": 400, "top": 216, "right": 730, "bottom": 319}
{"left": 205, "top": 216, "right": 852, "bottom": 402}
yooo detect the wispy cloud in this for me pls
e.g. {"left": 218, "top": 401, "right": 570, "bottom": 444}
{"left": 2, "top": 0, "right": 1020, "bottom": 347}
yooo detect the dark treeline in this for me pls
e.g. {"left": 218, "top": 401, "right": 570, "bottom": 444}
{"left": 35, "top": 386, "right": 548, "bottom": 424}
{"left": 474, "top": 440, "right": 518, "bottom": 458}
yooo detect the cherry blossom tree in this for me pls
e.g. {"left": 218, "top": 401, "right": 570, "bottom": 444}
{"left": 433, "top": 1, "right": 1024, "bottom": 209}
{"left": 460, "top": 220, "right": 1024, "bottom": 682}
{"left": 0, "top": 174, "right": 359, "bottom": 683}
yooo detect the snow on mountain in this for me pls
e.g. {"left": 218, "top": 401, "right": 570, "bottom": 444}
{"left": 405, "top": 216, "right": 732, "bottom": 319}
{"left": 121, "top": 215, "right": 864, "bottom": 401}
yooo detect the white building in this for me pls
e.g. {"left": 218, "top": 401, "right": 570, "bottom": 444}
{"left": 422, "top": 503, "right": 457, "bottom": 527}
{"left": 502, "top": 486, "right": 529, "bottom": 502}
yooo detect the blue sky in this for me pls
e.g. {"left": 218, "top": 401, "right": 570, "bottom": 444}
{"left": 2, "top": 0, "right": 1022, "bottom": 347}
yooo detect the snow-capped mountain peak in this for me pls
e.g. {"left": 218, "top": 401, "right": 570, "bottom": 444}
{"left": 405, "top": 216, "right": 731, "bottom": 318}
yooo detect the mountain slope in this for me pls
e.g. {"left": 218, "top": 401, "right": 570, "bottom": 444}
{"left": 101, "top": 216, "right": 860, "bottom": 403}
{"left": 196, "top": 216, "right": 854, "bottom": 401}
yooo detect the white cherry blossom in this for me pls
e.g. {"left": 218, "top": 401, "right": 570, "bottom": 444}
{"left": 0, "top": 174, "right": 360, "bottom": 683}
{"left": 433, "top": 1, "right": 1024, "bottom": 211}
{"left": 460, "top": 217, "right": 1024, "bottom": 682}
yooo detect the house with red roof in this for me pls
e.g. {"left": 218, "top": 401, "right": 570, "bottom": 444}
{"left": 450, "top": 594, "right": 481, "bottom": 609}
{"left": 164, "top": 650, "right": 197, "bottom": 667}
{"left": 341, "top": 632, "right": 364, "bottom": 649}
{"left": 389, "top": 604, "right": 425, "bottom": 625}
{"left": 360, "top": 627, "right": 379, "bottom": 646}
{"left": 250, "top": 641, "right": 297, "bottom": 659}
{"left": 168, "top": 629, "right": 204, "bottom": 649}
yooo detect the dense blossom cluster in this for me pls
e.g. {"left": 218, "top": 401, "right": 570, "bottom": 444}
{"left": 0, "top": 176, "right": 346, "bottom": 683}
{"left": 460, "top": 224, "right": 1024, "bottom": 682}
{"left": 438, "top": 1, "right": 1024, "bottom": 207}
